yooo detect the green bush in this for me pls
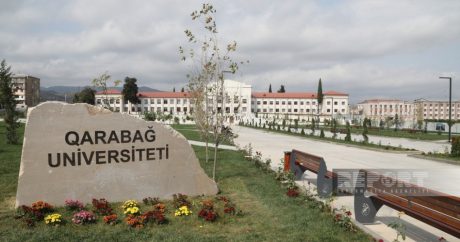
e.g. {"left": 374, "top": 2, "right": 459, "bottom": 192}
{"left": 452, "top": 136, "right": 460, "bottom": 157}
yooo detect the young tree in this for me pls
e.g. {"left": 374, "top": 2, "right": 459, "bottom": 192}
{"left": 344, "top": 121, "right": 352, "bottom": 142}
{"left": 180, "top": 3, "right": 245, "bottom": 181}
{"left": 73, "top": 87, "right": 96, "bottom": 105}
{"left": 316, "top": 78, "right": 324, "bottom": 125}
{"left": 268, "top": 84, "right": 272, "bottom": 93}
{"left": 362, "top": 118, "right": 369, "bottom": 143}
{"left": 173, "top": 87, "right": 176, "bottom": 92}
{"left": 331, "top": 118, "right": 337, "bottom": 139}
{"left": 320, "top": 129, "right": 325, "bottom": 138}
{"left": 0, "top": 60, "right": 19, "bottom": 144}
{"left": 394, "top": 114, "right": 399, "bottom": 131}
{"left": 181, "top": 87, "right": 185, "bottom": 92}
{"left": 92, "top": 72, "right": 121, "bottom": 109}
{"left": 122, "top": 77, "right": 140, "bottom": 113}
{"left": 277, "top": 85, "right": 286, "bottom": 93}
{"left": 311, "top": 118, "right": 316, "bottom": 135}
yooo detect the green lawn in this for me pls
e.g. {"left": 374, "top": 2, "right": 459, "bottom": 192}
{"left": 171, "top": 124, "right": 233, "bottom": 145}
{"left": 0, "top": 122, "right": 371, "bottom": 241}
{"left": 350, "top": 128, "right": 448, "bottom": 141}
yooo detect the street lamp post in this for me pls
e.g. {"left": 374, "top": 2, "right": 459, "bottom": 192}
{"left": 439, "top": 76, "right": 452, "bottom": 142}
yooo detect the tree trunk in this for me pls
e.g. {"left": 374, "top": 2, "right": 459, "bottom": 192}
{"left": 212, "top": 142, "right": 218, "bottom": 181}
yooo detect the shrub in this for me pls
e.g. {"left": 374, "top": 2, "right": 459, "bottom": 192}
{"left": 31, "top": 201, "right": 53, "bottom": 213}
{"left": 92, "top": 198, "right": 113, "bottom": 215}
{"left": 172, "top": 193, "right": 191, "bottom": 209}
{"left": 72, "top": 210, "right": 96, "bottom": 225}
{"left": 320, "top": 129, "right": 325, "bottom": 138}
{"left": 451, "top": 136, "right": 460, "bottom": 157}
{"left": 103, "top": 214, "right": 118, "bottom": 225}
{"left": 142, "top": 197, "right": 160, "bottom": 206}
{"left": 44, "top": 213, "right": 63, "bottom": 226}
{"left": 65, "top": 199, "right": 84, "bottom": 211}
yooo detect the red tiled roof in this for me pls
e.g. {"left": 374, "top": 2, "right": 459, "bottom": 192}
{"left": 252, "top": 91, "right": 348, "bottom": 99}
{"left": 138, "top": 92, "right": 190, "bottom": 98}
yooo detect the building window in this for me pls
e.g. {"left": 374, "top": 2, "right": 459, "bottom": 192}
{"left": 263, "top": 109, "right": 267, "bottom": 112}
{"left": 342, "top": 101, "right": 345, "bottom": 105}
{"left": 269, "top": 108, "right": 273, "bottom": 112}
{"left": 257, "top": 109, "right": 260, "bottom": 112}
{"left": 293, "top": 109, "right": 298, "bottom": 113}
{"left": 275, "top": 101, "right": 279, "bottom": 105}
{"left": 334, "top": 109, "right": 338, "bottom": 113}
{"left": 341, "top": 109, "right": 345, "bottom": 112}
{"left": 263, "top": 101, "right": 267, "bottom": 105}
{"left": 327, "top": 101, "right": 331, "bottom": 105}
{"left": 170, "top": 99, "right": 174, "bottom": 104}
{"left": 306, "top": 101, "right": 310, "bottom": 105}
{"left": 294, "top": 101, "right": 297, "bottom": 105}
{"left": 281, "top": 109, "right": 285, "bottom": 112}
{"left": 242, "top": 107, "right": 247, "bottom": 112}
{"left": 143, "top": 99, "right": 148, "bottom": 104}
{"left": 163, "top": 99, "right": 168, "bottom": 104}
{"left": 157, "top": 107, "right": 161, "bottom": 112}
{"left": 116, "top": 99, "right": 120, "bottom": 104}
{"left": 287, "top": 109, "right": 291, "bottom": 112}
{"left": 306, "top": 109, "right": 310, "bottom": 113}
{"left": 287, "top": 101, "right": 291, "bottom": 105}
{"left": 300, "top": 102, "right": 304, "bottom": 105}
{"left": 334, "top": 101, "right": 338, "bottom": 105}
{"left": 275, "top": 109, "right": 279, "bottom": 112}
{"left": 269, "top": 101, "right": 273, "bottom": 105}
{"left": 282, "top": 101, "right": 285, "bottom": 105}
{"left": 242, "top": 99, "right": 247, "bottom": 104}
{"left": 177, "top": 107, "right": 181, "bottom": 112}
{"left": 257, "top": 101, "right": 261, "bottom": 105}
{"left": 327, "top": 109, "right": 331, "bottom": 113}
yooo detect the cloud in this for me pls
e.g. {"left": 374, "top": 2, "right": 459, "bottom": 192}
{"left": 1, "top": 0, "right": 459, "bottom": 103}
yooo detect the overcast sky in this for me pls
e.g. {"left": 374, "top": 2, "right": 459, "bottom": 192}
{"left": 1, "top": 0, "right": 459, "bottom": 103}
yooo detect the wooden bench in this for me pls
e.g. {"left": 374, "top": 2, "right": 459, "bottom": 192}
{"left": 354, "top": 169, "right": 460, "bottom": 237}
{"left": 284, "top": 149, "right": 460, "bottom": 237}
{"left": 284, "top": 149, "right": 336, "bottom": 197}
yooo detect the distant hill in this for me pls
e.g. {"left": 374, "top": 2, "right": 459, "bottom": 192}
{"left": 40, "top": 86, "right": 161, "bottom": 102}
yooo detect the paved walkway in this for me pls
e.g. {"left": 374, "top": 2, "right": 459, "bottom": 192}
{"left": 233, "top": 126, "right": 459, "bottom": 242}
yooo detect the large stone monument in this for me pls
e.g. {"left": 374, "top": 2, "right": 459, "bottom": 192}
{"left": 16, "top": 102, "right": 218, "bottom": 206}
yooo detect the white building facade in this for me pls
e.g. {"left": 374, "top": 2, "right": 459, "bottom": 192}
{"left": 95, "top": 80, "right": 350, "bottom": 123}
{"left": 251, "top": 91, "right": 349, "bottom": 121}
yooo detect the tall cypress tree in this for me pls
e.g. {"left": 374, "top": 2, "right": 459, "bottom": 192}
{"left": 268, "top": 84, "right": 272, "bottom": 93}
{"left": 0, "top": 60, "right": 19, "bottom": 144}
{"left": 122, "top": 77, "right": 140, "bottom": 104}
{"left": 317, "top": 78, "right": 323, "bottom": 105}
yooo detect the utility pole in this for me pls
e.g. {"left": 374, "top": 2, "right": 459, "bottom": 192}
{"left": 439, "top": 76, "right": 452, "bottom": 142}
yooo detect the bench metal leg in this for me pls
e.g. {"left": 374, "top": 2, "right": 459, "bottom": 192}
{"left": 289, "top": 152, "right": 304, "bottom": 180}
{"left": 317, "top": 159, "right": 333, "bottom": 198}
{"left": 354, "top": 195, "right": 383, "bottom": 223}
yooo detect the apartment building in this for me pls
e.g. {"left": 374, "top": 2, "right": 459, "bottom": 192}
{"left": 11, "top": 74, "right": 40, "bottom": 109}
{"left": 414, "top": 99, "right": 460, "bottom": 121}
{"left": 251, "top": 91, "right": 349, "bottom": 121}
{"left": 357, "top": 99, "right": 415, "bottom": 122}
